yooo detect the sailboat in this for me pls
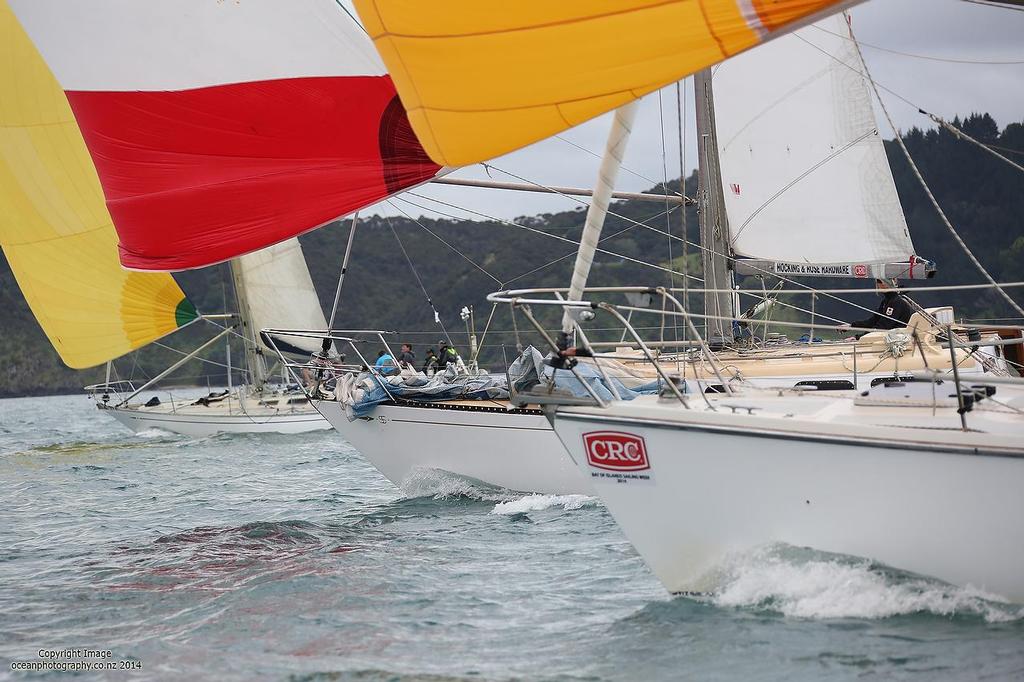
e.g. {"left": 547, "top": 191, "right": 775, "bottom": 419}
{"left": 0, "top": 1, "right": 435, "bottom": 437}
{"left": 528, "top": 18, "right": 1024, "bottom": 600}
{"left": 0, "top": 1, "right": 196, "bottom": 402}
{"left": 91, "top": 238, "right": 336, "bottom": 436}
{"left": 286, "top": 11, "right": 1004, "bottom": 495}
{"left": 0, "top": 3, "right": 333, "bottom": 436}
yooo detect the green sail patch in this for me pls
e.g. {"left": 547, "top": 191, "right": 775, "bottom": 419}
{"left": 175, "top": 298, "right": 199, "bottom": 327}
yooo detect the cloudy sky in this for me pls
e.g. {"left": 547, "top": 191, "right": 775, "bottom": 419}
{"left": 355, "top": 0, "right": 1024, "bottom": 222}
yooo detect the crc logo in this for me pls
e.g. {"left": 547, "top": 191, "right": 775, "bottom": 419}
{"left": 583, "top": 431, "right": 649, "bottom": 471}
{"left": 853, "top": 264, "right": 868, "bottom": 278}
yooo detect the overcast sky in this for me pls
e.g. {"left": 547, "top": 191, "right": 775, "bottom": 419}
{"left": 354, "top": 0, "right": 1024, "bottom": 222}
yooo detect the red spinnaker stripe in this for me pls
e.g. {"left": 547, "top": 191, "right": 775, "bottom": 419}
{"left": 66, "top": 76, "right": 440, "bottom": 270}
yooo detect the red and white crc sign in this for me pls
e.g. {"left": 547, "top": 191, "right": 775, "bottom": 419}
{"left": 853, "top": 264, "right": 868, "bottom": 278}
{"left": 583, "top": 431, "right": 649, "bottom": 472}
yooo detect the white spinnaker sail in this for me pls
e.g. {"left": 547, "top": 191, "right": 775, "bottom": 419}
{"left": 713, "top": 13, "right": 914, "bottom": 265}
{"left": 235, "top": 238, "right": 328, "bottom": 356}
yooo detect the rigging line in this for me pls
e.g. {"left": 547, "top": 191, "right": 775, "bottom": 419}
{"left": 795, "top": 30, "right": 1024, "bottom": 193}
{"left": 400, "top": 192, "right": 702, "bottom": 283}
{"left": 763, "top": 294, "right": 846, "bottom": 326}
{"left": 502, "top": 205, "right": 693, "bottom": 287}
{"left": 481, "top": 163, "right": 696, "bottom": 248}
{"left": 658, "top": 89, "right": 679, "bottom": 343}
{"left": 410, "top": 170, "right": 898, "bottom": 325}
{"left": 793, "top": 28, "right": 1022, "bottom": 166}
{"left": 732, "top": 128, "right": 876, "bottom": 242}
{"left": 678, "top": 79, "right": 690, "bottom": 345}
{"left": 852, "top": 33, "right": 1024, "bottom": 318}
{"left": 809, "top": 23, "right": 1024, "bottom": 64}
{"left": 149, "top": 340, "right": 242, "bottom": 373}
{"left": 474, "top": 302, "right": 499, "bottom": 362}
{"left": 679, "top": 231, "right": 908, "bottom": 324}
{"left": 793, "top": 34, "right": 919, "bottom": 112}
{"left": 201, "top": 316, "right": 262, "bottom": 348}
{"left": 552, "top": 135, "right": 685, "bottom": 196}
{"left": 923, "top": 111, "right": 1024, "bottom": 174}
{"left": 409, "top": 183, "right": 894, "bottom": 324}
{"left": 961, "top": 0, "right": 1024, "bottom": 12}
{"left": 383, "top": 214, "right": 456, "bottom": 345}
{"left": 673, "top": 280, "right": 1024, "bottom": 294}
{"left": 988, "top": 143, "right": 1024, "bottom": 156}
{"left": 964, "top": 316, "right": 1024, "bottom": 321}
{"left": 386, "top": 200, "right": 502, "bottom": 284}
{"left": 330, "top": 0, "right": 369, "bottom": 35}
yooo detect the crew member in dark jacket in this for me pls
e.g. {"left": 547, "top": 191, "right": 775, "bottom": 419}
{"left": 435, "top": 340, "right": 460, "bottom": 370}
{"left": 397, "top": 343, "right": 416, "bottom": 368}
{"left": 839, "top": 279, "right": 916, "bottom": 337}
{"left": 421, "top": 348, "right": 439, "bottom": 374}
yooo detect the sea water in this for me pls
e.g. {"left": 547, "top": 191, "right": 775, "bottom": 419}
{"left": 1, "top": 394, "right": 1022, "bottom": 681}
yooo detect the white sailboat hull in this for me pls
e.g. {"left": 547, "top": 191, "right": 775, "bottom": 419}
{"left": 313, "top": 399, "right": 587, "bottom": 494}
{"left": 309, "top": 353, "right": 988, "bottom": 495}
{"left": 99, "top": 403, "right": 330, "bottom": 437}
{"left": 551, "top": 395, "right": 1024, "bottom": 602}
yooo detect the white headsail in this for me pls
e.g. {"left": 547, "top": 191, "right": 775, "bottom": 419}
{"left": 712, "top": 13, "right": 914, "bottom": 266}
{"left": 234, "top": 239, "right": 328, "bottom": 357}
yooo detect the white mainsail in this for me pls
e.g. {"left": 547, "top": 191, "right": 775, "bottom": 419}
{"left": 234, "top": 238, "right": 328, "bottom": 356}
{"left": 712, "top": 13, "right": 914, "bottom": 266}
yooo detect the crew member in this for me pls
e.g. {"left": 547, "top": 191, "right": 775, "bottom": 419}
{"left": 421, "top": 348, "right": 439, "bottom": 375}
{"left": 435, "top": 340, "right": 461, "bottom": 370}
{"left": 839, "top": 279, "right": 916, "bottom": 337}
{"left": 397, "top": 343, "right": 416, "bottom": 369}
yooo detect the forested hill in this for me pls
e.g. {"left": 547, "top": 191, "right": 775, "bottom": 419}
{"left": 2, "top": 113, "right": 1022, "bottom": 397}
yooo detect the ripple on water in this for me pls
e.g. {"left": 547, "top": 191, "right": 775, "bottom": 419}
{"left": 2, "top": 394, "right": 1024, "bottom": 681}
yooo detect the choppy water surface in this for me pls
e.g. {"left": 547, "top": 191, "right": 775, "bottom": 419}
{"left": 1, "top": 394, "right": 1022, "bottom": 681}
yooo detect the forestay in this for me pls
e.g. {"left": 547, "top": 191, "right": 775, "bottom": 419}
{"left": 234, "top": 240, "right": 329, "bottom": 356}
{"left": 713, "top": 13, "right": 914, "bottom": 265}
{"left": 0, "top": 1, "right": 195, "bottom": 369}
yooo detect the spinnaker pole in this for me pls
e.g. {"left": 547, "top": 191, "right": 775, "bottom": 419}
{"left": 561, "top": 101, "right": 641, "bottom": 334}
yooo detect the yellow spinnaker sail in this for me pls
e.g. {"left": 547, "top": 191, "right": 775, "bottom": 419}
{"left": 355, "top": 0, "right": 857, "bottom": 166}
{"left": 0, "top": 1, "right": 196, "bottom": 370}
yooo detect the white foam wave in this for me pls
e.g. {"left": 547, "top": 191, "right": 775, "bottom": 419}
{"left": 135, "top": 427, "right": 178, "bottom": 439}
{"left": 709, "top": 546, "right": 1023, "bottom": 623}
{"left": 399, "top": 468, "right": 514, "bottom": 502}
{"left": 490, "top": 494, "right": 597, "bottom": 515}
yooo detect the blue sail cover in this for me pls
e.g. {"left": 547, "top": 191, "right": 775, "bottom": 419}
{"left": 340, "top": 347, "right": 662, "bottom": 419}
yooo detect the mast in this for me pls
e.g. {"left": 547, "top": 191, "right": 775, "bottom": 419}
{"left": 562, "top": 101, "right": 641, "bottom": 334}
{"left": 229, "top": 258, "right": 268, "bottom": 389}
{"left": 694, "top": 68, "right": 735, "bottom": 346}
